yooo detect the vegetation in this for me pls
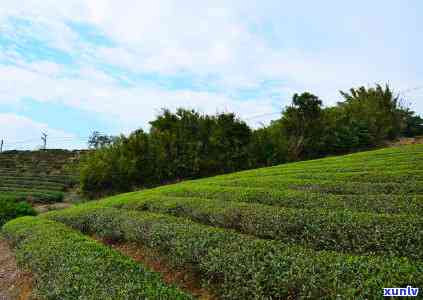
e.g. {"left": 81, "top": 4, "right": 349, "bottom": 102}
{"left": 80, "top": 84, "right": 423, "bottom": 196}
{"left": 1, "top": 84, "right": 422, "bottom": 299}
{"left": 0, "top": 150, "right": 81, "bottom": 224}
{"left": 0, "top": 198, "right": 36, "bottom": 227}
{"left": 2, "top": 217, "right": 192, "bottom": 299}
{"left": 92, "top": 195, "right": 423, "bottom": 259}
{"left": 43, "top": 205, "right": 422, "bottom": 299}
{"left": 81, "top": 109, "right": 254, "bottom": 196}
{"left": 0, "top": 150, "right": 80, "bottom": 203}
{"left": 6, "top": 143, "right": 417, "bottom": 299}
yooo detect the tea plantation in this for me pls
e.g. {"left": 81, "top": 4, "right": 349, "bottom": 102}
{"left": 2, "top": 144, "right": 423, "bottom": 299}
{"left": 0, "top": 150, "right": 80, "bottom": 226}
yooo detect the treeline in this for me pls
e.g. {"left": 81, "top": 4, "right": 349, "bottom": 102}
{"left": 80, "top": 84, "right": 423, "bottom": 196}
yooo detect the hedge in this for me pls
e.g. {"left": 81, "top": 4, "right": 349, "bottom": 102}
{"left": 1, "top": 217, "right": 192, "bottom": 300}
{"left": 97, "top": 193, "right": 423, "bottom": 259}
{"left": 0, "top": 199, "right": 36, "bottom": 226}
{"left": 44, "top": 206, "right": 423, "bottom": 299}
{"left": 197, "top": 147, "right": 423, "bottom": 181}
{"left": 156, "top": 183, "right": 423, "bottom": 214}
{"left": 0, "top": 190, "right": 64, "bottom": 204}
{"left": 210, "top": 177, "right": 423, "bottom": 194}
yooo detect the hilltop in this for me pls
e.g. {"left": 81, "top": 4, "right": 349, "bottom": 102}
{"left": 1, "top": 144, "right": 422, "bottom": 299}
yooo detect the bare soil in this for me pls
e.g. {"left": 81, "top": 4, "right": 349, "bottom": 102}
{"left": 387, "top": 136, "right": 423, "bottom": 146}
{"left": 33, "top": 203, "right": 72, "bottom": 214}
{"left": 100, "top": 239, "right": 217, "bottom": 300}
{"left": 0, "top": 240, "right": 33, "bottom": 300}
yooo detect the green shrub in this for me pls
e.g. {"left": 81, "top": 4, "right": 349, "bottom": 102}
{"left": 156, "top": 183, "right": 423, "bottom": 214}
{"left": 2, "top": 217, "right": 192, "bottom": 300}
{"left": 211, "top": 177, "right": 423, "bottom": 194}
{"left": 44, "top": 206, "right": 423, "bottom": 299}
{"left": 0, "top": 190, "right": 64, "bottom": 203}
{"left": 105, "top": 194, "right": 423, "bottom": 259}
{"left": 0, "top": 199, "right": 36, "bottom": 226}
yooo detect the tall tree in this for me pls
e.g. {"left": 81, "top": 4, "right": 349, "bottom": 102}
{"left": 281, "top": 92, "right": 325, "bottom": 160}
{"left": 339, "top": 84, "right": 404, "bottom": 143}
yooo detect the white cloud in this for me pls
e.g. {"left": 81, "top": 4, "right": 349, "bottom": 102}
{"left": 0, "top": 0, "right": 422, "bottom": 146}
{"left": 0, "top": 113, "right": 83, "bottom": 150}
{"left": 0, "top": 62, "right": 277, "bottom": 134}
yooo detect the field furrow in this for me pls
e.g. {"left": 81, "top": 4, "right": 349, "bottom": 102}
{"left": 43, "top": 206, "right": 423, "bottom": 300}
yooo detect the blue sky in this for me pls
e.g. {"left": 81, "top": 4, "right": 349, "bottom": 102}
{"left": 1, "top": 0, "right": 422, "bottom": 150}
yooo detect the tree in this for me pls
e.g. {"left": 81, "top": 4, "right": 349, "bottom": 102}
{"left": 88, "top": 131, "right": 115, "bottom": 149}
{"left": 281, "top": 92, "right": 325, "bottom": 160}
{"left": 208, "top": 113, "right": 252, "bottom": 173}
{"left": 339, "top": 84, "right": 404, "bottom": 143}
{"left": 250, "top": 120, "right": 288, "bottom": 167}
{"left": 400, "top": 108, "right": 423, "bottom": 137}
{"left": 79, "top": 86, "right": 423, "bottom": 198}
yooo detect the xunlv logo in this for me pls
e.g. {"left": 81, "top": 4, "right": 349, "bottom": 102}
{"left": 383, "top": 286, "right": 419, "bottom": 297}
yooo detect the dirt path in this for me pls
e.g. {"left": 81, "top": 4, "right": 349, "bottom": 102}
{"left": 99, "top": 239, "right": 217, "bottom": 300}
{"left": 0, "top": 239, "right": 32, "bottom": 300}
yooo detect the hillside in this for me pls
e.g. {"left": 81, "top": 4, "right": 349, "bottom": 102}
{"left": 0, "top": 150, "right": 81, "bottom": 202}
{"left": 0, "top": 149, "right": 84, "bottom": 228}
{"left": 2, "top": 144, "right": 423, "bottom": 299}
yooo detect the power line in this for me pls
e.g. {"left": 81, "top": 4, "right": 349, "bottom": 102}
{"left": 244, "top": 85, "right": 423, "bottom": 121}
{"left": 400, "top": 86, "right": 423, "bottom": 94}
{"left": 244, "top": 112, "right": 280, "bottom": 121}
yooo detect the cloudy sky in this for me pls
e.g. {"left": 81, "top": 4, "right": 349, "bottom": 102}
{"left": 1, "top": 1, "right": 422, "bottom": 150}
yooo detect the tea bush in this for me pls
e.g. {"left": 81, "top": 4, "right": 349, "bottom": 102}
{"left": 2, "top": 217, "right": 192, "bottom": 300}
{"left": 44, "top": 206, "right": 423, "bottom": 299}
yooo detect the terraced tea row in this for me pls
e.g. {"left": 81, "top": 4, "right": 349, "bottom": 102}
{"left": 206, "top": 145, "right": 423, "bottom": 179}
{"left": 2, "top": 217, "right": 192, "bottom": 299}
{"left": 43, "top": 206, "right": 423, "bottom": 299}
{"left": 3, "top": 144, "right": 422, "bottom": 299}
{"left": 153, "top": 184, "right": 423, "bottom": 214}
{"left": 89, "top": 194, "right": 423, "bottom": 259}
{"left": 0, "top": 150, "right": 82, "bottom": 227}
{"left": 0, "top": 190, "right": 64, "bottom": 203}
{"left": 0, "top": 150, "right": 81, "bottom": 204}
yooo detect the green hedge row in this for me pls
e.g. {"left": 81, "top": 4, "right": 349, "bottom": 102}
{"left": 199, "top": 148, "right": 423, "bottom": 180}
{"left": 44, "top": 206, "right": 423, "bottom": 299}
{"left": 0, "top": 175, "right": 78, "bottom": 187}
{"left": 0, "top": 199, "right": 36, "bottom": 226}
{"left": 0, "top": 190, "right": 64, "bottom": 203}
{"left": 207, "top": 165, "right": 423, "bottom": 181}
{"left": 278, "top": 170, "right": 423, "bottom": 183}
{"left": 212, "top": 177, "right": 423, "bottom": 194}
{"left": 0, "top": 180, "right": 65, "bottom": 191}
{"left": 1, "top": 217, "right": 192, "bottom": 300}
{"left": 157, "top": 183, "right": 423, "bottom": 214}
{"left": 102, "top": 194, "right": 423, "bottom": 259}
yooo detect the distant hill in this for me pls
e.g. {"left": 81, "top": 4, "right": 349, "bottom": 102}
{"left": 0, "top": 149, "right": 83, "bottom": 204}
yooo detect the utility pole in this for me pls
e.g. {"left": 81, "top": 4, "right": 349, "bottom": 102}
{"left": 0, "top": 139, "right": 3, "bottom": 153}
{"left": 41, "top": 132, "right": 47, "bottom": 150}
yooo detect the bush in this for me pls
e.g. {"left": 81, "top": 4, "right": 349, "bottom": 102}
{"left": 0, "top": 199, "right": 36, "bottom": 226}
{"left": 44, "top": 206, "right": 423, "bottom": 299}
{"left": 212, "top": 176, "right": 423, "bottom": 194}
{"left": 156, "top": 183, "right": 423, "bottom": 214}
{"left": 2, "top": 217, "right": 192, "bottom": 300}
{"left": 93, "top": 193, "right": 423, "bottom": 259}
{"left": 0, "top": 190, "right": 64, "bottom": 204}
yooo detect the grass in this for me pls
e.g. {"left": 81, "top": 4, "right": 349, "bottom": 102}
{"left": 2, "top": 144, "right": 423, "bottom": 299}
